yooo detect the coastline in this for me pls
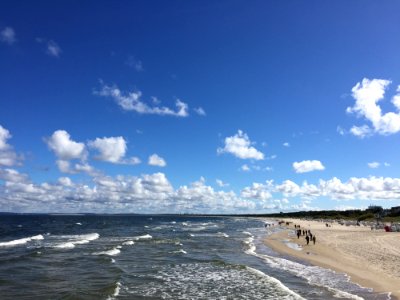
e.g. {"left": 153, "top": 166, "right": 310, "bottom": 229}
{"left": 263, "top": 218, "right": 400, "bottom": 299}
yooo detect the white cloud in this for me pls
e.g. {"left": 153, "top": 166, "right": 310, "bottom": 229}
{"left": 0, "top": 27, "right": 16, "bottom": 45}
{"left": 148, "top": 154, "right": 166, "bottom": 167}
{"left": 347, "top": 78, "right": 400, "bottom": 137}
{"left": 46, "top": 40, "right": 62, "bottom": 57}
{"left": 95, "top": 82, "right": 189, "bottom": 117}
{"left": 384, "top": 162, "right": 390, "bottom": 167}
{"left": 368, "top": 162, "right": 380, "bottom": 169}
{"left": 55, "top": 160, "right": 96, "bottom": 175}
{"left": 88, "top": 136, "right": 139, "bottom": 165}
{"left": 266, "top": 154, "right": 277, "bottom": 160}
{"left": 283, "top": 142, "right": 290, "bottom": 147}
{"left": 46, "top": 130, "right": 86, "bottom": 160}
{"left": 336, "top": 126, "right": 345, "bottom": 136}
{"left": 0, "top": 125, "right": 12, "bottom": 151}
{"left": 241, "top": 182, "right": 272, "bottom": 201}
{"left": 4, "top": 169, "right": 400, "bottom": 213}
{"left": 194, "top": 107, "right": 206, "bottom": 116}
{"left": 349, "top": 125, "right": 371, "bottom": 138}
{"left": 216, "top": 179, "right": 229, "bottom": 187}
{"left": 58, "top": 177, "right": 73, "bottom": 187}
{"left": 241, "top": 164, "right": 250, "bottom": 172}
{"left": 0, "top": 168, "right": 28, "bottom": 183}
{"left": 217, "top": 130, "right": 264, "bottom": 160}
{"left": 293, "top": 160, "right": 325, "bottom": 173}
{"left": 0, "top": 125, "right": 21, "bottom": 166}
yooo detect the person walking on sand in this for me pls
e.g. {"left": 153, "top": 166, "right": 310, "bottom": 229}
{"left": 305, "top": 235, "right": 309, "bottom": 245}
{"left": 312, "top": 235, "right": 316, "bottom": 245}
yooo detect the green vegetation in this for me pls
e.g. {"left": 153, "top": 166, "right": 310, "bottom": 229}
{"left": 258, "top": 206, "right": 400, "bottom": 222}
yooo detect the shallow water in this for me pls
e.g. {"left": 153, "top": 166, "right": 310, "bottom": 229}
{"left": 0, "top": 215, "right": 391, "bottom": 299}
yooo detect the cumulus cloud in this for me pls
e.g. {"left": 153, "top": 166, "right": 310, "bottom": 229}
{"left": 46, "top": 130, "right": 86, "bottom": 160}
{"left": 368, "top": 162, "right": 380, "bottom": 169}
{"left": 194, "top": 107, "right": 206, "bottom": 116}
{"left": 0, "top": 172, "right": 259, "bottom": 214}
{"left": 241, "top": 182, "right": 272, "bottom": 201}
{"left": 3, "top": 169, "right": 400, "bottom": 213}
{"left": 148, "top": 154, "right": 166, "bottom": 167}
{"left": 88, "top": 136, "right": 140, "bottom": 165}
{"left": 88, "top": 136, "right": 126, "bottom": 163}
{"left": 95, "top": 82, "right": 189, "bottom": 117}
{"left": 0, "top": 125, "right": 21, "bottom": 166}
{"left": 217, "top": 130, "right": 264, "bottom": 160}
{"left": 241, "top": 164, "right": 250, "bottom": 172}
{"left": 293, "top": 160, "right": 325, "bottom": 173}
{"left": 346, "top": 78, "right": 400, "bottom": 137}
{"left": 58, "top": 177, "right": 73, "bottom": 187}
{"left": 283, "top": 142, "right": 290, "bottom": 147}
{"left": 0, "top": 27, "right": 16, "bottom": 45}
{"left": 0, "top": 168, "right": 28, "bottom": 183}
{"left": 216, "top": 179, "right": 229, "bottom": 187}
{"left": 55, "top": 160, "right": 97, "bottom": 175}
{"left": 242, "top": 176, "right": 400, "bottom": 202}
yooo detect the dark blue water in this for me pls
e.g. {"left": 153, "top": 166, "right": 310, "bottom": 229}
{"left": 0, "top": 215, "right": 390, "bottom": 299}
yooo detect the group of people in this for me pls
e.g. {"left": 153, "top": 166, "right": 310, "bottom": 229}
{"left": 295, "top": 225, "right": 316, "bottom": 245}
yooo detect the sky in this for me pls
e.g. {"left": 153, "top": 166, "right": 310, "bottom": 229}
{"left": 1, "top": 1, "right": 400, "bottom": 214}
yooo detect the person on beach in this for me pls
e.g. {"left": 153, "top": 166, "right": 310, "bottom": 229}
{"left": 297, "top": 230, "right": 301, "bottom": 239}
{"left": 312, "top": 235, "right": 316, "bottom": 245}
{"left": 306, "top": 235, "right": 310, "bottom": 245}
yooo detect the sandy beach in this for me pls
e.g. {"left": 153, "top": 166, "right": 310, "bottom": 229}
{"left": 264, "top": 218, "right": 400, "bottom": 299}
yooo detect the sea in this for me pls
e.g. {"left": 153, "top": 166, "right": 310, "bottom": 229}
{"left": 0, "top": 215, "right": 391, "bottom": 300}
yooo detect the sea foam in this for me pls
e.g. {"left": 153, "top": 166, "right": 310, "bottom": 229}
{"left": 0, "top": 234, "right": 44, "bottom": 247}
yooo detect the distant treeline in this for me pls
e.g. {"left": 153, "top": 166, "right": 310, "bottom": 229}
{"left": 253, "top": 206, "right": 400, "bottom": 222}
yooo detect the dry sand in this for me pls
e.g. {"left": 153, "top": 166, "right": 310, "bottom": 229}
{"left": 264, "top": 218, "right": 400, "bottom": 299}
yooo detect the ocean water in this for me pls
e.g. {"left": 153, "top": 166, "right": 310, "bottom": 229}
{"left": 0, "top": 215, "right": 391, "bottom": 300}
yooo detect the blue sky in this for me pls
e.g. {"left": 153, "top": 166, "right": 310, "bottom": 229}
{"left": 1, "top": 1, "right": 400, "bottom": 213}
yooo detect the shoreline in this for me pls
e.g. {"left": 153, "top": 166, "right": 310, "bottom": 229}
{"left": 263, "top": 218, "right": 400, "bottom": 299}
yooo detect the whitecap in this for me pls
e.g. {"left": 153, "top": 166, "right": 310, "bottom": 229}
{"left": 54, "top": 242, "right": 75, "bottom": 249}
{"left": 246, "top": 266, "right": 305, "bottom": 299}
{"left": 94, "top": 247, "right": 121, "bottom": 256}
{"left": 217, "top": 232, "right": 229, "bottom": 238}
{"left": 107, "top": 281, "right": 121, "bottom": 300}
{"left": 0, "top": 234, "right": 44, "bottom": 247}
{"left": 133, "top": 234, "right": 152, "bottom": 240}
{"left": 122, "top": 240, "right": 134, "bottom": 245}
{"left": 76, "top": 222, "right": 82, "bottom": 225}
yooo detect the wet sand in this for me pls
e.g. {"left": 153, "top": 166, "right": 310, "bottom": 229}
{"left": 264, "top": 218, "right": 400, "bottom": 299}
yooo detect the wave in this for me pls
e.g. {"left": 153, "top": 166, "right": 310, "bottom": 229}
{"left": 107, "top": 281, "right": 121, "bottom": 300}
{"left": 93, "top": 247, "right": 121, "bottom": 256}
{"left": 122, "top": 240, "right": 134, "bottom": 245}
{"left": 189, "top": 232, "right": 229, "bottom": 238}
{"left": 127, "top": 262, "right": 307, "bottom": 299}
{"left": 245, "top": 235, "right": 367, "bottom": 300}
{"left": 246, "top": 266, "right": 306, "bottom": 300}
{"left": 52, "top": 233, "right": 99, "bottom": 249}
{"left": 54, "top": 242, "right": 76, "bottom": 249}
{"left": 0, "top": 234, "right": 44, "bottom": 247}
{"left": 133, "top": 234, "right": 152, "bottom": 240}
{"left": 172, "top": 249, "right": 187, "bottom": 254}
